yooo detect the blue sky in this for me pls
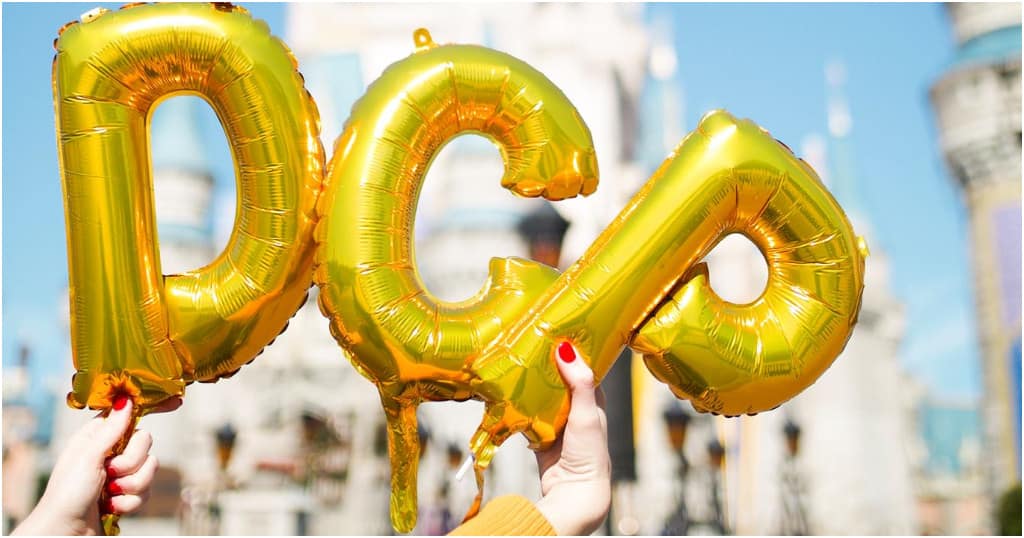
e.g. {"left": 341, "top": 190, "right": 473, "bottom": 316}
{"left": 3, "top": 3, "right": 983, "bottom": 411}
{"left": 648, "top": 3, "right": 982, "bottom": 401}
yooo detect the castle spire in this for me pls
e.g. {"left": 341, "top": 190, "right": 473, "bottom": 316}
{"left": 152, "top": 96, "right": 212, "bottom": 177}
{"left": 825, "top": 60, "right": 868, "bottom": 225}
{"left": 640, "top": 17, "right": 685, "bottom": 172}
{"left": 150, "top": 96, "right": 216, "bottom": 271}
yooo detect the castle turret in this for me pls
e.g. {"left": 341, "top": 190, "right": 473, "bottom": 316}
{"left": 151, "top": 97, "right": 216, "bottom": 274}
{"left": 929, "top": 3, "right": 1022, "bottom": 495}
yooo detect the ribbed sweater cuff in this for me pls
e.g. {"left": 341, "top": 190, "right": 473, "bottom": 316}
{"left": 448, "top": 494, "right": 556, "bottom": 536}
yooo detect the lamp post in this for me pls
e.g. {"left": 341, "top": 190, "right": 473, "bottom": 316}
{"left": 706, "top": 438, "right": 728, "bottom": 535}
{"left": 210, "top": 423, "right": 237, "bottom": 534}
{"left": 299, "top": 411, "right": 352, "bottom": 505}
{"left": 215, "top": 423, "right": 237, "bottom": 481}
{"left": 664, "top": 406, "right": 692, "bottom": 455}
{"left": 179, "top": 423, "right": 236, "bottom": 534}
{"left": 300, "top": 410, "right": 325, "bottom": 488}
{"left": 516, "top": 202, "right": 570, "bottom": 268}
{"left": 780, "top": 420, "right": 809, "bottom": 535}
{"left": 784, "top": 420, "right": 801, "bottom": 458}
{"left": 661, "top": 405, "right": 692, "bottom": 535}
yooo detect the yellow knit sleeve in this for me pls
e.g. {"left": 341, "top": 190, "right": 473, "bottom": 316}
{"left": 448, "top": 495, "right": 556, "bottom": 536}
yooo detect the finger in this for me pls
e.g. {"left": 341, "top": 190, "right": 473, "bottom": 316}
{"left": 69, "top": 413, "right": 105, "bottom": 447}
{"left": 86, "top": 396, "right": 134, "bottom": 459}
{"left": 553, "top": 342, "right": 604, "bottom": 438}
{"left": 150, "top": 396, "right": 183, "bottom": 415}
{"left": 107, "top": 492, "right": 149, "bottom": 515}
{"left": 107, "top": 430, "right": 152, "bottom": 477}
{"left": 109, "top": 455, "right": 158, "bottom": 496}
{"left": 554, "top": 341, "right": 597, "bottom": 411}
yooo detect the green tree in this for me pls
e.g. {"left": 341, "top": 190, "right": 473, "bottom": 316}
{"left": 996, "top": 483, "right": 1022, "bottom": 536}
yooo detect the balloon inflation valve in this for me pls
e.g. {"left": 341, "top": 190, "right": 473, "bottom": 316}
{"left": 412, "top": 28, "right": 436, "bottom": 51}
{"left": 80, "top": 7, "right": 109, "bottom": 23}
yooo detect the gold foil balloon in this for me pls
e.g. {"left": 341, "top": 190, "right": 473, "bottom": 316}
{"left": 53, "top": 7, "right": 868, "bottom": 532}
{"left": 468, "top": 110, "right": 866, "bottom": 467}
{"left": 315, "top": 30, "right": 865, "bottom": 532}
{"left": 54, "top": 4, "right": 322, "bottom": 531}
{"left": 314, "top": 29, "right": 598, "bottom": 532}
{"left": 55, "top": 0, "right": 323, "bottom": 407}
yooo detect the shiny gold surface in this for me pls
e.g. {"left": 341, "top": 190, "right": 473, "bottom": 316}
{"left": 316, "top": 30, "right": 864, "bottom": 532}
{"left": 54, "top": 2, "right": 324, "bottom": 415}
{"left": 55, "top": 13, "right": 865, "bottom": 532}
{"left": 314, "top": 29, "right": 597, "bottom": 532}
{"left": 471, "top": 112, "right": 866, "bottom": 470}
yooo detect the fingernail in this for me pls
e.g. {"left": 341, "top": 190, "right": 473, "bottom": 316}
{"left": 107, "top": 481, "right": 123, "bottom": 495}
{"left": 112, "top": 396, "right": 128, "bottom": 411}
{"left": 103, "top": 498, "right": 116, "bottom": 514}
{"left": 557, "top": 341, "right": 576, "bottom": 363}
{"left": 106, "top": 465, "right": 118, "bottom": 478}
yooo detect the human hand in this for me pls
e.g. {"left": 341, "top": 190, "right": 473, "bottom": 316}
{"left": 13, "top": 396, "right": 182, "bottom": 536}
{"left": 534, "top": 342, "right": 611, "bottom": 536}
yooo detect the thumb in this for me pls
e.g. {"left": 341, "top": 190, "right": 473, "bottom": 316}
{"left": 88, "top": 396, "right": 134, "bottom": 458}
{"left": 554, "top": 341, "right": 598, "bottom": 418}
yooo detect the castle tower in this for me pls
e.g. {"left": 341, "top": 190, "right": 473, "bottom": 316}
{"left": 2, "top": 344, "right": 39, "bottom": 532}
{"left": 150, "top": 97, "right": 217, "bottom": 274}
{"left": 929, "top": 3, "right": 1022, "bottom": 494}
{"left": 780, "top": 60, "right": 916, "bottom": 535}
{"left": 633, "top": 55, "right": 917, "bottom": 534}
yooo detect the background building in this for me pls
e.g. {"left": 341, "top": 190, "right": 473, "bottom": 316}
{"left": 2, "top": 345, "right": 42, "bottom": 535}
{"left": 629, "top": 51, "right": 919, "bottom": 535}
{"left": 929, "top": 0, "right": 1022, "bottom": 507}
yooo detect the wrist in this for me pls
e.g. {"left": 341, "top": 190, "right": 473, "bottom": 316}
{"left": 536, "top": 483, "right": 610, "bottom": 536}
{"left": 16, "top": 495, "right": 95, "bottom": 536}
{"left": 12, "top": 504, "right": 62, "bottom": 536}
{"left": 536, "top": 494, "right": 576, "bottom": 536}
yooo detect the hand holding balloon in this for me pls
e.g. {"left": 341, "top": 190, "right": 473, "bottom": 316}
{"left": 469, "top": 110, "right": 866, "bottom": 471}
{"left": 314, "top": 28, "right": 597, "bottom": 532}
{"left": 53, "top": 4, "right": 323, "bottom": 532}
{"left": 315, "top": 30, "right": 866, "bottom": 532}
{"left": 535, "top": 343, "right": 611, "bottom": 536}
{"left": 11, "top": 397, "right": 181, "bottom": 536}
{"left": 449, "top": 342, "right": 611, "bottom": 536}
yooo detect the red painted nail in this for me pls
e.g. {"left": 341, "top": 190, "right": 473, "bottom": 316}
{"left": 106, "top": 465, "right": 118, "bottom": 478}
{"left": 112, "top": 396, "right": 128, "bottom": 411}
{"left": 557, "top": 341, "right": 576, "bottom": 363}
{"left": 107, "top": 481, "right": 123, "bottom": 496}
{"left": 103, "top": 498, "right": 116, "bottom": 514}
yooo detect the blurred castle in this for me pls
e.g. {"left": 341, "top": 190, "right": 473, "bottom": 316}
{"left": 2, "top": 346, "right": 41, "bottom": 533}
{"left": 929, "top": 2, "right": 1022, "bottom": 511}
{"left": 17, "top": 3, "right": 991, "bottom": 536}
